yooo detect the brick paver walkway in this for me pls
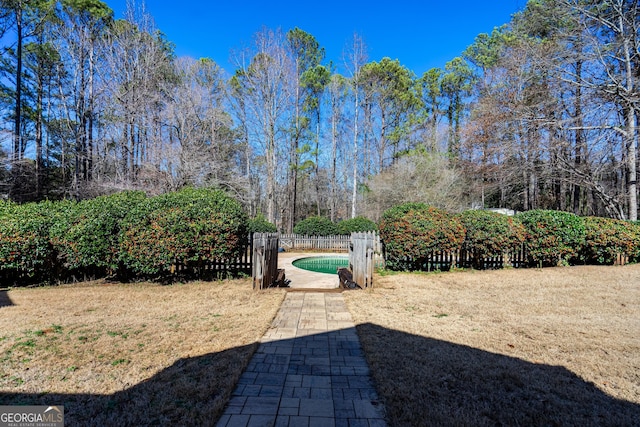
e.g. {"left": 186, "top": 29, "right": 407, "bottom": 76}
{"left": 216, "top": 292, "right": 386, "bottom": 427}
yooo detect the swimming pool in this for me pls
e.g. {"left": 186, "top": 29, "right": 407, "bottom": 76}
{"left": 292, "top": 256, "right": 349, "bottom": 274}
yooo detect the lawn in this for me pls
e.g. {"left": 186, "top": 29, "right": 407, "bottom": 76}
{"left": 0, "top": 279, "right": 285, "bottom": 426}
{"left": 2, "top": 265, "right": 639, "bottom": 426}
{"left": 343, "top": 264, "right": 640, "bottom": 426}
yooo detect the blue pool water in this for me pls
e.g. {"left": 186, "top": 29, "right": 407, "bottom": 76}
{"left": 292, "top": 256, "right": 349, "bottom": 274}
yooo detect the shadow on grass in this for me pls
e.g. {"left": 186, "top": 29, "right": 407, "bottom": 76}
{"left": 0, "top": 344, "right": 257, "bottom": 426}
{"left": 0, "top": 290, "right": 13, "bottom": 308}
{"left": 356, "top": 323, "right": 640, "bottom": 427}
{"left": 1, "top": 324, "right": 638, "bottom": 426}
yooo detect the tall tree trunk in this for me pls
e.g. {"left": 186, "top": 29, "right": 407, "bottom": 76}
{"left": 122, "top": 119, "right": 129, "bottom": 181}
{"left": 87, "top": 42, "right": 95, "bottom": 181}
{"left": 267, "top": 122, "right": 276, "bottom": 224}
{"left": 626, "top": 103, "right": 638, "bottom": 220}
{"left": 529, "top": 169, "right": 537, "bottom": 210}
{"left": 129, "top": 119, "right": 135, "bottom": 181}
{"left": 13, "top": 7, "right": 23, "bottom": 161}
{"left": 379, "top": 110, "right": 386, "bottom": 172}
{"left": 330, "top": 109, "right": 337, "bottom": 221}
{"left": 351, "top": 85, "right": 359, "bottom": 219}
{"left": 430, "top": 108, "right": 438, "bottom": 152}
{"left": 572, "top": 51, "right": 586, "bottom": 214}
{"left": 363, "top": 100, "right": 372, "bottom": 175}
{"left": 76, "top": 48, "right": 86, "bottom": 194}
{"left": 622, "top": 15, "right": 637, "bottom": 220}
{"left": 522, "top": 168, "right": 529, "bottom": 210}
{"left": 35, "top": 60, "right": 44, "bottom": 200}
{"left": 447, "top": 102, "right": 455, "bottom": 158}
{"left": 315, "top": 116, "right": 321, "bottom": 217}
{"left": 287, "top": 65, "right": 301, "bottom": 233}
{"left": 10, "top": 4, "right": 24, "bottom": 202}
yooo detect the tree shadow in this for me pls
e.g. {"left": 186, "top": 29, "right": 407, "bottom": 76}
{"left": 0, "top": 290, "right": 13, "bottom": 308}
{"left": 356, "top": 323, "right": 640, "bottom": 427}
{"left": 1, "top": 324, "right": 638, "bottom": 426}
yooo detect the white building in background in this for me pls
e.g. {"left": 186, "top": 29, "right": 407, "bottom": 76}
{"left": 486, "top": 208, "right": 516, "bottom": 216}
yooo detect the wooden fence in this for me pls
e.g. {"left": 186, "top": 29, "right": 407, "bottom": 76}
{"left": 386, "top": 244, "right": 528, "bottom": 272}
{"left": 458, "top": 244, "right": 528, "bottom": 270}
{"left": 252, "top": 233, "right": 280, "bottom": 290}
{"left": 349, "top": 232, "right": 379, "bottom": 288}
{"left": 280, "top": 234, "right": 351, "bottom": 251}
{"left": 168, "top": 237, "right": 252, "bottom": 279}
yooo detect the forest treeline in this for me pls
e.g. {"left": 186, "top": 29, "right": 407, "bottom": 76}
{"left": 1, "top": 0, "right": 638, "bottom": 230}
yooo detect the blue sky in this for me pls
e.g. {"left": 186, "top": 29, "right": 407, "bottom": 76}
{"left": 108, "top": 0, "right": 525, "bottom": 77}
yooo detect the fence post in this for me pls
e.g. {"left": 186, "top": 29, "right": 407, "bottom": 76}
{"left": 349, "top": 232, "right": 377, "bottom": 288}
{"left": 252, "top": 233, "right": 280, "bottom": 290}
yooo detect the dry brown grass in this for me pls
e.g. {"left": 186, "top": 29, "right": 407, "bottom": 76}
{"left": 343, "top": 265, "right": 640, "bottom": 427}
{"left": 0, "top": 279, "right": 285, "bottom": 426}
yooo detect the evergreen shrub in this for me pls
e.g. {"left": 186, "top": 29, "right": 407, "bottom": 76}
{"left": 631, "top": 221, "right": 640, "bottom": 262}
{"left": 516, "top": 209, "right": 585, "bottom": 266}
{"left": 248, "top": 213, "right": 277, "bottom": 233}
{"left": 0, "top": 201, "right": 65, "bottom": 283}
{"left": 337, "top": 216, "right": 378, "bottom": 235}
{"left": 293, "top": 216, "right": 338, "bottom": 236}
{"left": 459, "top": 210, "right": 525, "bottom": 268}
{"left": 379, "top": 203, "right": 465, "bottom": 271}
{"left": 581, "top": 216, "right": 640, "bottom": 264}
{"left": 119, "top": 188, "right": 247, "bottom": 278}
{"left": 49, "top": 191, "right": 147, "bottom": 276}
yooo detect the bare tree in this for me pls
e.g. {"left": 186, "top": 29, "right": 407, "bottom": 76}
{"left": 460, "top": 0, "right": 634, "bottom": 218}
{"left": 162, "top": 57, "right": 245, "bottom": 194}
{"left": 562, "top": 0, "right": 639, "bottom": 220}
{"left": 343, "top": 33, "right": 367, "bottom": 218}
{"left": 327, "top": 72, "right": 349, "bottom": 221}
{"left": 365, "top": 150, "right": 467, "bottom": 220}
{"left": 53, "top": 0, "right": 112, "bottom": 198}
{"left": 99, "top": 1, "right": 173, "bottom": 192}
{"left": 231, "top": 27, "right": 293, "bottom": 224}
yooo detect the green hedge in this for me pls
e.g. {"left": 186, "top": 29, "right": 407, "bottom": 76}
{"left": 379, "top": 203, "right": 465, "bottom": 271}
{"left": 581, "top": 217, "right": 640, "bottom": 265}
{"left": 516, "top": 210, "right": 585, "bottom": 266}
{"left": 632, "top": 222, "right": 640, "bottom": 262}
{"left": 0, "top": 201, "right": 64, "bottom": 283}
{"left": 119, "top": 188, "right": 248, "bottom": 278}
{"left": 3, "top": 190, "right": 639, "bottom": 284}
{"left": 459, "top": 210, "right": 525, "bottom": 268}
{"left": 248, "top": 213, "right": 277, "bottom": 233}
{"left": 49, "top": 191, "right": 148, "bottom": 276}
{"left": 0, "top": 189, "right": 249, "bottom": 284}
{"left": 337, "top": 216, "right": 378, "bottom": 235}
{"left": 293, "top": 216, "right": 338, "bottom": 236}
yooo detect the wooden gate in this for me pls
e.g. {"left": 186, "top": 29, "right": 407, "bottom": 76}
{"left": 252, "top": 233, "right": 279, "bottom": 290}
{"left": 349, "top": 232, "right": 379, "bottom": 288}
